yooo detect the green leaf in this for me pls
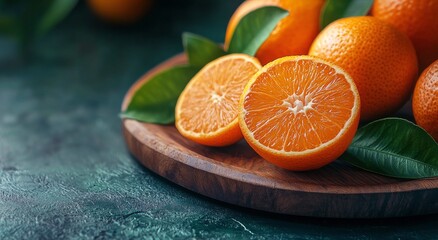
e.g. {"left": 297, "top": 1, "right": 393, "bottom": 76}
{"left": 0, "top": 0, "right": 78, "bottom": 56}
{"left": 320, "top": 0, "right": 374, "bottom": 29}
{"left": 340, "top": 118, "right": 438, "bottom": 179}
{"left": 183, "top": 32, "right": 226, "bottom": 67}
{"left": 228, "top": 6, "right": 288, "bottom": 56}
{"left": 121, "top": 65, "right": 200, "bottom": 124}
{"left": 36, "top": 0, "right": 78, "bottom": 36}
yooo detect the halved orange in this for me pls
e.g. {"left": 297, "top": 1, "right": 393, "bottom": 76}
{"left": 239, "top": 56, "right": 360, "bottom": 171}
{"left": 175, "top": 54, "right": 261, "bottom": 147}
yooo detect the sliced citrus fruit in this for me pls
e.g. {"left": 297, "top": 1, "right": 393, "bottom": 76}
{"left": 175, "top": 54, "right": 261, "bottom": 147}
{"left": 239, "top": 56, "right": 360, "bottom": 171}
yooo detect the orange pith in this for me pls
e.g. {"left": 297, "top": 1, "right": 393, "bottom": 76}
{"left": 239, "top": 56, "right": 360, "bottom": 171}
{"left": 412, "top": 60, "right": 438, "bottom": 141}
{"left": 225, "top": 0, "right": 325, "bottom": 65}
{"left": 175, "top": 54, "right": 261, "bottom": 147}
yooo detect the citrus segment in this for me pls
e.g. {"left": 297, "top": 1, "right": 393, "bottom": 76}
{"left": 239, "top": 56, "right": 360, "bottom": 171}
{"left": 176, "top": 54, "right": 261, "bottom": 147}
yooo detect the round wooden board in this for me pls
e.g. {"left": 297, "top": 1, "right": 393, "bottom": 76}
{"left": 122, "top": 54, "right": 438, "bottom": 219}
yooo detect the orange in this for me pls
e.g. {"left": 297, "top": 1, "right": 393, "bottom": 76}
{"left": 309, "top": 16, "right": 418, "bottom": 121}
{"left": 224, "top": 0, "right": 325, "bottom": 65}
{"left": 175, "top": 54, "right": 261, "bottom": 147}
{"left": 371, "top": 0, "right": 438, "bottom": 71}
{"left": 239, "top": 56, "right": 360, "bottom": 171}
{"left": 88, "top": 0, "right": 153, "bottom": 24}
{"left": 412, "top": 60, "right": 438, "bottom": 141}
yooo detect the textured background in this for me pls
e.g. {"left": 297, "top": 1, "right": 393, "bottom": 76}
{"left": 0, "top": 1, "right": 437, "bottom": 239}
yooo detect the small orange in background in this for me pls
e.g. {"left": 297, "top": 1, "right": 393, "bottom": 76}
{"left": 225, "top": 0, "right": 325, "bottom": 65}
{"left": 88, "top": 0, "right": 153, "bottom": 24}
{"left": 175, "top": 54, "right": 261, "bottom": 147}
{"left": 371, "top": 0, "right": 438, "bottom": 71}
{"left": 412, "top": 60, "right": 438, "bottom": 141}
{"left": 239, "top": 56, "right": 360, "bottom": 171}
{"left": 309, "top": 16, "right": 418, "bottom": 121}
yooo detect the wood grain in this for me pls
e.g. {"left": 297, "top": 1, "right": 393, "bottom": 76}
{"left": 122, "top": 54, "right": 438, "bottom": 218}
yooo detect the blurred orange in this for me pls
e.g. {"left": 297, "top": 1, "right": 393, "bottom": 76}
{"left": 88, "top": 0, "right": 153, "bottom": 24}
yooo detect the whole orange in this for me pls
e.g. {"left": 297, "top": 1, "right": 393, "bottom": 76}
{"left": 88, "top": 0, "right": 152, "bottom": 24}
{"left": 309, "top": 16, "right": 418, "bottom": 121}
{"left": 412, "top": 60, "right": 438, "bottom": 141}
{"left": 224, "top": 0, "right": 325, "bottom": 65}
{"left": 371, "top": 0, "right": 438, "bottom": 71}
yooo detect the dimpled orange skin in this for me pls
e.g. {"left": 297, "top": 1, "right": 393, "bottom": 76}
{"left": 309, "top": 16, "right": 418, "bottom": 121}
{"left": 412, "top": 60, "right": 438, "bottom": 141}
{"left": 371, "top": 0, "right": 438, "bottom": 71}
{"left": 224, "top": 0, "right": 325, "bottom": 65}
{"left": 88, "top": 0, "right": 152, "bottom": 24}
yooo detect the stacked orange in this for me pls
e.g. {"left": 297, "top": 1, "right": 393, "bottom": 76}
{"left": 309, "top": 16, "right": 418, "bottom": 121}
{"left": 371, "top": 0, "right": 438, "bottom": 71}
{"left": 224, "top": 0, "right": 325, "bottom": 65}
{"left": 412, "top": 60, "right": 438, "bottom": 141}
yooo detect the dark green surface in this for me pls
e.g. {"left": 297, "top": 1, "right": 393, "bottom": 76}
{"left": 0, "top": 1, "right": 437, "bottom": 239}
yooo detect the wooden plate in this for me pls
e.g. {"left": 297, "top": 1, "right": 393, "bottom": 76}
{"left": 122, "top": 54, "right": 438, "bottom": 218}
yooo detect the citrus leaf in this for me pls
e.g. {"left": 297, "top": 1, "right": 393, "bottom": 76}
{"left": 340, "top": 118, "right": 438, "bottom": 179}
{"left": 228, "top": 6, "right": 288, "bottom": 56}
{"left": 121, "top": 65, "right": 199, "bottom": 124}
{"left": 36, "top": 0, "right": 78, "bottom": 36}
{"left": 183, "top": 32, "right": 226, "bottom": 67}
{"left": 320, "top": 0, "right": 373, "bottom": 29}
